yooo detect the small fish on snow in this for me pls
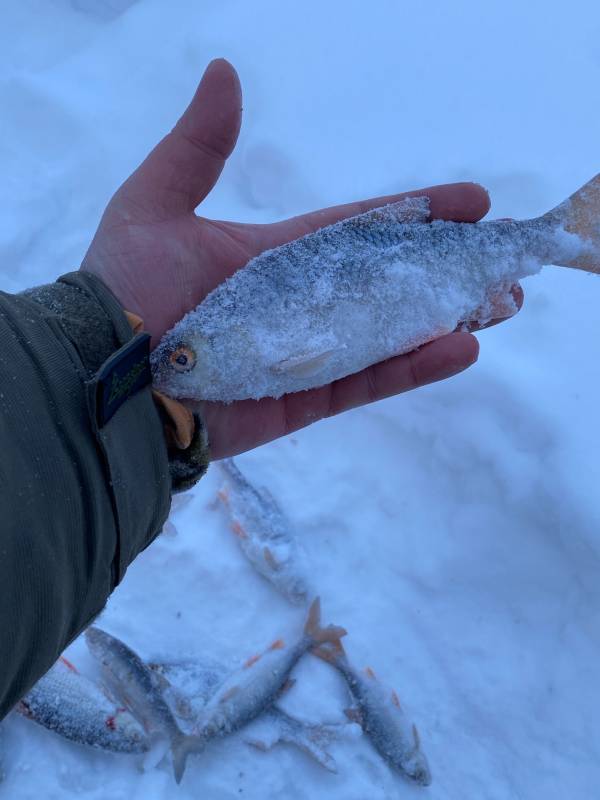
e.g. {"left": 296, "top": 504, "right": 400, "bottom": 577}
{"left": 314, "top": 640, "right": 432, "bottom": 787}
{"left": 193, "top": 598, "right": 346, "bottom": 746}
{"left": 151, "top": 658, "right": 342, "bottom": 772}
{"left": 151, "top": 175, "right": 600, "bottom": 401}
{"left": 14, "top": 656, "right": 148, "bottom": 754}
{"left": 217, "top": 457, "right": 309, "bottom": 604}
{"left": 85, "top": 627, "right": 202, "bottom": 783}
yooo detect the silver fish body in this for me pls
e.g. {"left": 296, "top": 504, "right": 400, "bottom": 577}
{"left": 194, "top": 599, "right": 345, "bottom": 743}
{"left": 316, "top": 643, "right": 431, "bottom": 786}
{"left": 85, "top": 628, "right": 201, "bottom": 783}
{"left": 15, "top": 657, "right": 148, "bottom": 754}
{"left": 217, "top": 458, "right": 309, "bottom": 604}
{"left": 151, "top": 177, "right": 600, "bottom": 402}
{"left": 151, "top": 659, "right": 341, "bottom": 772}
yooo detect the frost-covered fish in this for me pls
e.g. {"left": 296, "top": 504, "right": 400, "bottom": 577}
{"left": 217, "top": 458, "right": 309, "bottom": 604}
{"left": 243, "top": 707, "right": 341, "bottom": 773}
{"left": 151, "top": 175, "right": 600, "bottom": 402}
{"left": 315, "top": 641, "right": 432, "bottom": 787}
{"left": 151, "top": 659, "right": 341, "bottom": 772}
{"left": 85, "top": 628, "right": 201, "bottom": 783}
{"left": 15, "top": 656, "right": 148, "bottom": 754}
{"left": 193, "top": 599, "right": 346, "bottom": 745}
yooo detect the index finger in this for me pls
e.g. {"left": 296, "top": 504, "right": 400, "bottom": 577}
{"left": 247, "top": 181, "right": 490, "bottom": 252}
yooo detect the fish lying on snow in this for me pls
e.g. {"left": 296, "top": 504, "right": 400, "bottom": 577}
{"left": 151, "top": 175, "right": 600, "bottom": 402}
{"left": 15, "top": 656, "right": 148, "bottom": 754}
{"left": 314, "top": 641, "right": 432, "bottom": 787}
{"left": 193, "top": 598, "right": 346, "bottom": 745}
{"left": 217, "top": 458, "right": 309, "bottom": 604}
{"left": 151, "top": 659, "right": 343, "bottom": 772}
{"left": 85, "top": 628, "right": 201, "bottom": 783}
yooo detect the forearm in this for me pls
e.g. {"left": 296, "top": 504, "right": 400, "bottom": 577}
{"left": 0, "top": 271, "right": 202, "bottom": 719}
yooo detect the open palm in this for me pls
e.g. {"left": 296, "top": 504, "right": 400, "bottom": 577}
{"left": 82, "top": 59, "right": 518, "bottom": 460}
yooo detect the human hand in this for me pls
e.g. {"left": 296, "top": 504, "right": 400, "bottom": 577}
{"left": 82, "top": 59, "right": 521, "bottom": 459}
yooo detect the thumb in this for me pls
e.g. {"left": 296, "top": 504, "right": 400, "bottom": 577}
{"left": 119, "top": 59, "right": 242, "bottom": 216}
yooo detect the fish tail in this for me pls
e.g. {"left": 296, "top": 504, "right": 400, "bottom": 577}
{"left": 171, "top": 733, "right": 203, "bottom": 784}
{"left": 304, "top": 598, "right": 347, "bottom": 647}
{"left": 545, "top": 173, "right": 600, "bottom": 273}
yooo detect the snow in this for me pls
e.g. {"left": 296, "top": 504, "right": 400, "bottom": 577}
{"left": 2, "top": 0, "right": 600, "bottom": 797}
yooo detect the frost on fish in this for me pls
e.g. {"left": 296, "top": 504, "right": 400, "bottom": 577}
{"left": 151, "top": 175, "right": 600, "bottom": 402}
{"left": 194, "top": 599, "right": 346, "bottom": 742}
{"left": 85, "top": 628, "right": 202, "bottom": 783}
{"left": 15, "top": 657, "right": 148, "bottom": 754}
{"left": 151, "top": 659, "right": 342, "bottom": 773}
{"left": 314, "top": 642, "right": 432, "bottom": 787}
{"left": 243, "top": 707, "right": 341, "bottom": 773}
{"left": 217, "top": 458, "right": 309, "bottom": 604}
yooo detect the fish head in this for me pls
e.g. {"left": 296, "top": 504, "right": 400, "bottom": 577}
{"left": 150, "top": 333, "right": 206, "bottom": 400}
{"left": 403, "top": 751, "right": 432, "bottom": 787}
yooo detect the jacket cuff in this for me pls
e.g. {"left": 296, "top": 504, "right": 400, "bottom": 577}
{"left": 23, "top": 270, "right": 172, "bottom": 584}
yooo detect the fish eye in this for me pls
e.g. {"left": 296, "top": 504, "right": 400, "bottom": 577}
{"left": 169, "top": 345, "right": 196, "bottom": 373}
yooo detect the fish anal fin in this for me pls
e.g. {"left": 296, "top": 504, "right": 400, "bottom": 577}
{"left": 59, "top": 656, "right": 78, "bottom": 673}
{"left": 391, "top": 689, "right": 401, "bottom": 709}
{"left": 364, "top": 666, "right": 376, "bottom": 680}
{"left": 270, "top": 638, "right": 285, "bottom": 651}
{"left": 344, "top": 707, "right": 363, "bottom": 725}
{"left": 217, "top": 488, "right": 230, "bottom": 506}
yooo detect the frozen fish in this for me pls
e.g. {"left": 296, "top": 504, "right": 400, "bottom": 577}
{"left": 151, "top": 175, "right": 600, "bottom": 402}
{"left": 85, "top": 628, "right": 202, "bottom": 783}
{"left": 151, "top": 659, "right": 341, "bottom": 772}
{"left": 194, "top": 599, "right": 346, "bottom": 744}
{"left": 243, "top": 707, "right": 340, "bottom": 773}
{"left": 217, "top": 458, "right": 309, "bottom": 604}
{"left": 15, "top": 656, "right": 148, "bottom": 754}
{"left": 314, "top": 641, "right": 431, "bottom": 786}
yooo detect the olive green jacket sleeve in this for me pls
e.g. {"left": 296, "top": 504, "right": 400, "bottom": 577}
{"left": 0, "top": 270, "right": 206, "bottom": 720}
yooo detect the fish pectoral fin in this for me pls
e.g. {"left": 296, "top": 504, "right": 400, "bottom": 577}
{"left": 270, "top": 348, "right": 340, "bottom": 378}
{"left": 344, "top": 706, "right": 363, "bottom": 725}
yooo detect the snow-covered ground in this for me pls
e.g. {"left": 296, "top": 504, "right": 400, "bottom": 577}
{"left": 2, "top": 1, "right": 600, "bottom": 797}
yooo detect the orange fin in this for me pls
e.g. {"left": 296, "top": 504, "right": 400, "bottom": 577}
{"left": 263, "top": 546, "right": 281, "bottom": 571}
{"left": 217, "top": 488, "right": 230, "bottom": 506}
{"left": 344, "top": 707, "right": 363, "bottom": 725}
{"left": 244, "top": 654, "right": 261, "bottom": 669}
{"left": 231, "top": 520, "right": 248, "bottom": 539}
{"left": 269, "top": 639, "right": 285, "bottom": 651}
{"left": 304, "top": 597, "right": 347, "bottom": 646}
{"left": 219, "top": 686, "right": 240, "bottom": 703}
{"left": 391, "top": 690, "right": 401, "bottom": 709}
{"left": 59, "top": 656, "right": 78, "bottom": 673}
{"left": 364, "top": 666, "right": 376, "bottom": 680}
{"left": 545, "top": 173, "right": 600, "bottom": 273}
